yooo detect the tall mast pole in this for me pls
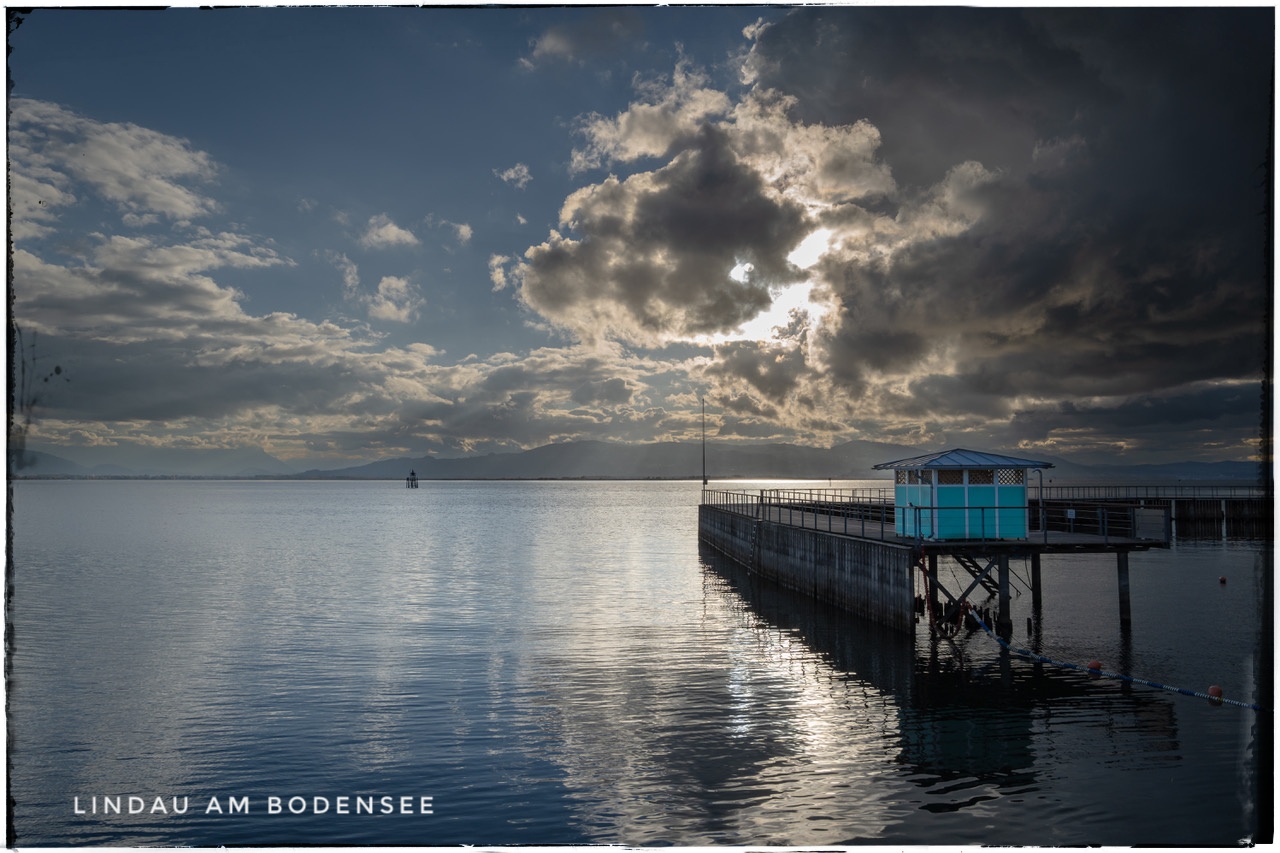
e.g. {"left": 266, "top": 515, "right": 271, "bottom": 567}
{"left": 701, "top": 395, "right": 707, "bottom": 487}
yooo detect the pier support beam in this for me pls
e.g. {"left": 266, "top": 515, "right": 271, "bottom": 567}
{"left": 1029, "top": 552, "right": 1043, "bottom": 651}
{"left": 1030, "top": 552, "right": 1042, "bottom": 617}
{"left": 1117, "top": 551, "right": 1132, "bottom": 630}
{"left": 927, "top": 554, "right": 939, "bottom": 616}
{"left": 997, "top": 554, "right": 1012, "bottom": 639}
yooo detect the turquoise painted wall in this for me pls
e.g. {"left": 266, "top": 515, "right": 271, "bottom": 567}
{"left": 893, "top": 475, "right": 1029, "bottom": 539}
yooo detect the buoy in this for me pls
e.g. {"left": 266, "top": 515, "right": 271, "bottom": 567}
{"left": 1219, "top": 576, "right": 1227, "bottom": 585}
{"left": 1087, "top": 660, "right": 1102, "bottom": 678}
{"left": 1208, "top": 685, "right": 1224, "bottom": 705}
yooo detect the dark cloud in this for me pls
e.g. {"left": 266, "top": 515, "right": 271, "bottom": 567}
{"left": 705, "top": 340, "right": 806, "bottom": 404}
{"left": 517, "top": 125, "right": 811, "bottom": 344}
{"left": 571, "top": 377, "right": 635, "bottom": 406}
{"left": 1001, "top": 384, "right": 1262, "bottom": 462}
{"left": 733, "top": 8, "right": 1270, "bottom": 454}
{"left": 12, "top": 9, "right": 1270, "bottom": 467}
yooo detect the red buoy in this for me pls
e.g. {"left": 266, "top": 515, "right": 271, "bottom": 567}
{"left": 1219, "top": 576, "right": 1227, "bottom": 585}
{"left": 1208, "top": 685, "right": 1224, "bottom": 705}
{"left": 1087, "top": 660, "right": 1102, "bottom": 678}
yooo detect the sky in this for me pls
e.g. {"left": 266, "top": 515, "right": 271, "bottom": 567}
{"left": 7, "top": 5, "right": 1274, "bottom": 469}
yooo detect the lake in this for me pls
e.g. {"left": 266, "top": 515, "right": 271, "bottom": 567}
{"left": 7, "top": 479, "right": 1271, "bottom": 846}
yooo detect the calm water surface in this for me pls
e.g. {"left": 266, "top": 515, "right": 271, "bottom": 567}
{"left": 8, "top": 480, "right": 1271, "bottom": 846}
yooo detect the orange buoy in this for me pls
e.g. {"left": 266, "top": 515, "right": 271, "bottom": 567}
{"left": 1219, "top": 576, "right": 1227, "bottom": 585}
{"left": 1087, "top": 659, "right": 1102, "bottom": 678}
{"left": 1208, "top": 685, "right": 1224, "bottom": 705}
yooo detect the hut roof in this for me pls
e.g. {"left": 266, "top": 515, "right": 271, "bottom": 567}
{"left": 873, "top": 448, "right": 1054, "bottom": 470}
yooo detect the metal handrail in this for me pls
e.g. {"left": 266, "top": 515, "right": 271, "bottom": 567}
{"left": 701, "top": 489, "right": 1173, "bottom": 545}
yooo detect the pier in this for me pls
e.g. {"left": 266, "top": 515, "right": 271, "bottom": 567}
{"left": 695, "top": 450, "right": 1259, "bottom": 638}
{"left": 699, "top": 486, "right": 1173, "bottom": 636}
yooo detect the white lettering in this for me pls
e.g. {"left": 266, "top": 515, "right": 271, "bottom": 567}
{"left": 357, "top": 796, "right": 374, "bottom": 814}
{"left": 172, "top": 797, "right": 190, "bottom": 815}
{"left": 205, "top": 797, "right": 222, "bottom": 814}
{"left": 380, "top": 795, "right": 394, "bottom": 815}
{"left": 267, "top": 796, "right": 282, "bottom": 815}
{"left": 400, "top": 795, "right": 413, "bottom": 814}
{"left": 104, "top": 796, "right": 121, "bottom": 815}
{"left": 288, "top": 796, "right": 306, "bottom": 814}
{"left": 420, "top": 796, "right": 434, "bottom": 815}
{"left": 335, "top": 796, "right": 349, "bottom": 815}
{"left": 228, "top": 796, "right": 249, "bottom": 814}
{"left": 73, "top": 797, "right": 86, "bottom": 815}
{"left": 313, "top": 797, "right": 329, "bottom": 814}
{"left": 129, "top": 796, "right": 145, "bottom": 814}
{"left": 150, "top": 797, "right": 167, "bottom": 815}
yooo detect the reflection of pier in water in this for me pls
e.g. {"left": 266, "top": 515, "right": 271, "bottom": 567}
{"left": 699, "top": 541, "right": 1183, "bottom": 809}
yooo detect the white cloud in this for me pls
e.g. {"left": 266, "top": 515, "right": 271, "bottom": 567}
{"left": 425, "top": 215, "right": 473, "bottom": 247}
{"left": 520, "top": 11, "right": 644, "bottom": 71}
{"left": 323, "top": 250, "right": 361, "bottom": 300}
{"left": 8, "top": 99, "right": 709, "bottom": 461}
{"left": 489, "top": 255, "right": 512, "bottom": 291}
{"left": 366, "top": 276, "right": 425, "bottom": 323}
{"left": 495, "top": 163, "right": 533, "bottom": 189}
{"left": 323, "top": 251, "right": 422, "bottom": 322}
{"left": 8, "top": 98, "right": 220, "bottom": 238}
{"left": 570, "top": 58, "right": 732, "bottom": 173}
{"left": 358, "top": 213, "right": 420, "bottom": 249}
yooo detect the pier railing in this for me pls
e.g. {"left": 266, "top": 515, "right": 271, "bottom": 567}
{"left": 1030, "top": 484, "right": 1267, "bottom": 500}
{"left": 701, "top": 489, "right": 1173, "bottom": 546}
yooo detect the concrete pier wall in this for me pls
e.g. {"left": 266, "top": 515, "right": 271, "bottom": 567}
{"left": 699, "top": 505, "right": 917, "bottom": 632}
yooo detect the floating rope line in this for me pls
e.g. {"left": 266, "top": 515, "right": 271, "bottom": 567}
{"left": 968, "top": 613, "right": 1266, "bottom": 712}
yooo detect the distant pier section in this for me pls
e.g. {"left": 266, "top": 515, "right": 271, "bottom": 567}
{"left": 698, "top": 449, "right": 1266, "bottom": 636}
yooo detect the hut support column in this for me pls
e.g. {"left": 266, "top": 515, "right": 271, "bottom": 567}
{"left": 997, "top": 554, "right": 1012, "bottom": 639}
{"left": 927, "top": 554, "right": 940, "bottom": 617}
{"left": 1117, "top": 551, "right": 1132, "bottom": 630}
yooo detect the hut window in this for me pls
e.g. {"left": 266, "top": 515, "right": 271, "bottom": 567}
{"left": 939, "top": 470, "right": 963, "bottom": 485}
{"left": 998, "top": 469, "right": 1024, "bottom": 486}
{"left": 896, "top": 470, "right": 907, "bottom": 485}
{"left": 969, "top": 469, "right": 994, "bottom": 485}
{"left": 908, "top": 470, "right": 920, "bottom": 484}
{"left": 919, "top": 470, "right": 933, "bottom": 484}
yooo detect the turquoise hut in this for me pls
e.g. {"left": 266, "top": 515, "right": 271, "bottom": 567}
{"left": 873, "top": 449, "right": 1053, "bottom": 540}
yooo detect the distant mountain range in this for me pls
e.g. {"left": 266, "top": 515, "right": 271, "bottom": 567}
{"left": 12, "top": 439, "right": 1264, "bottom": 484}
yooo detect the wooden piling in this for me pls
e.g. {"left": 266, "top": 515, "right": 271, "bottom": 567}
{"left": 1030, "top": 552, "right": 1043, "bottom": 616}
{"left": 997, "top": 554, "right": 1012, "bottom": 638}
{"left": 1117, "top": 550, "right": 1132, "bottom": 629}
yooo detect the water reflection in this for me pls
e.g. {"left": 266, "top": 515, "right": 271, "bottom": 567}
{"left": 508, "top": 610, "right": 905, "bottom": 843}
{"left": 698, "top": 542, "right": 1203, "bottom": 839}
{"left": 11, "top": 482, "right": 1264, "bottom": 847}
